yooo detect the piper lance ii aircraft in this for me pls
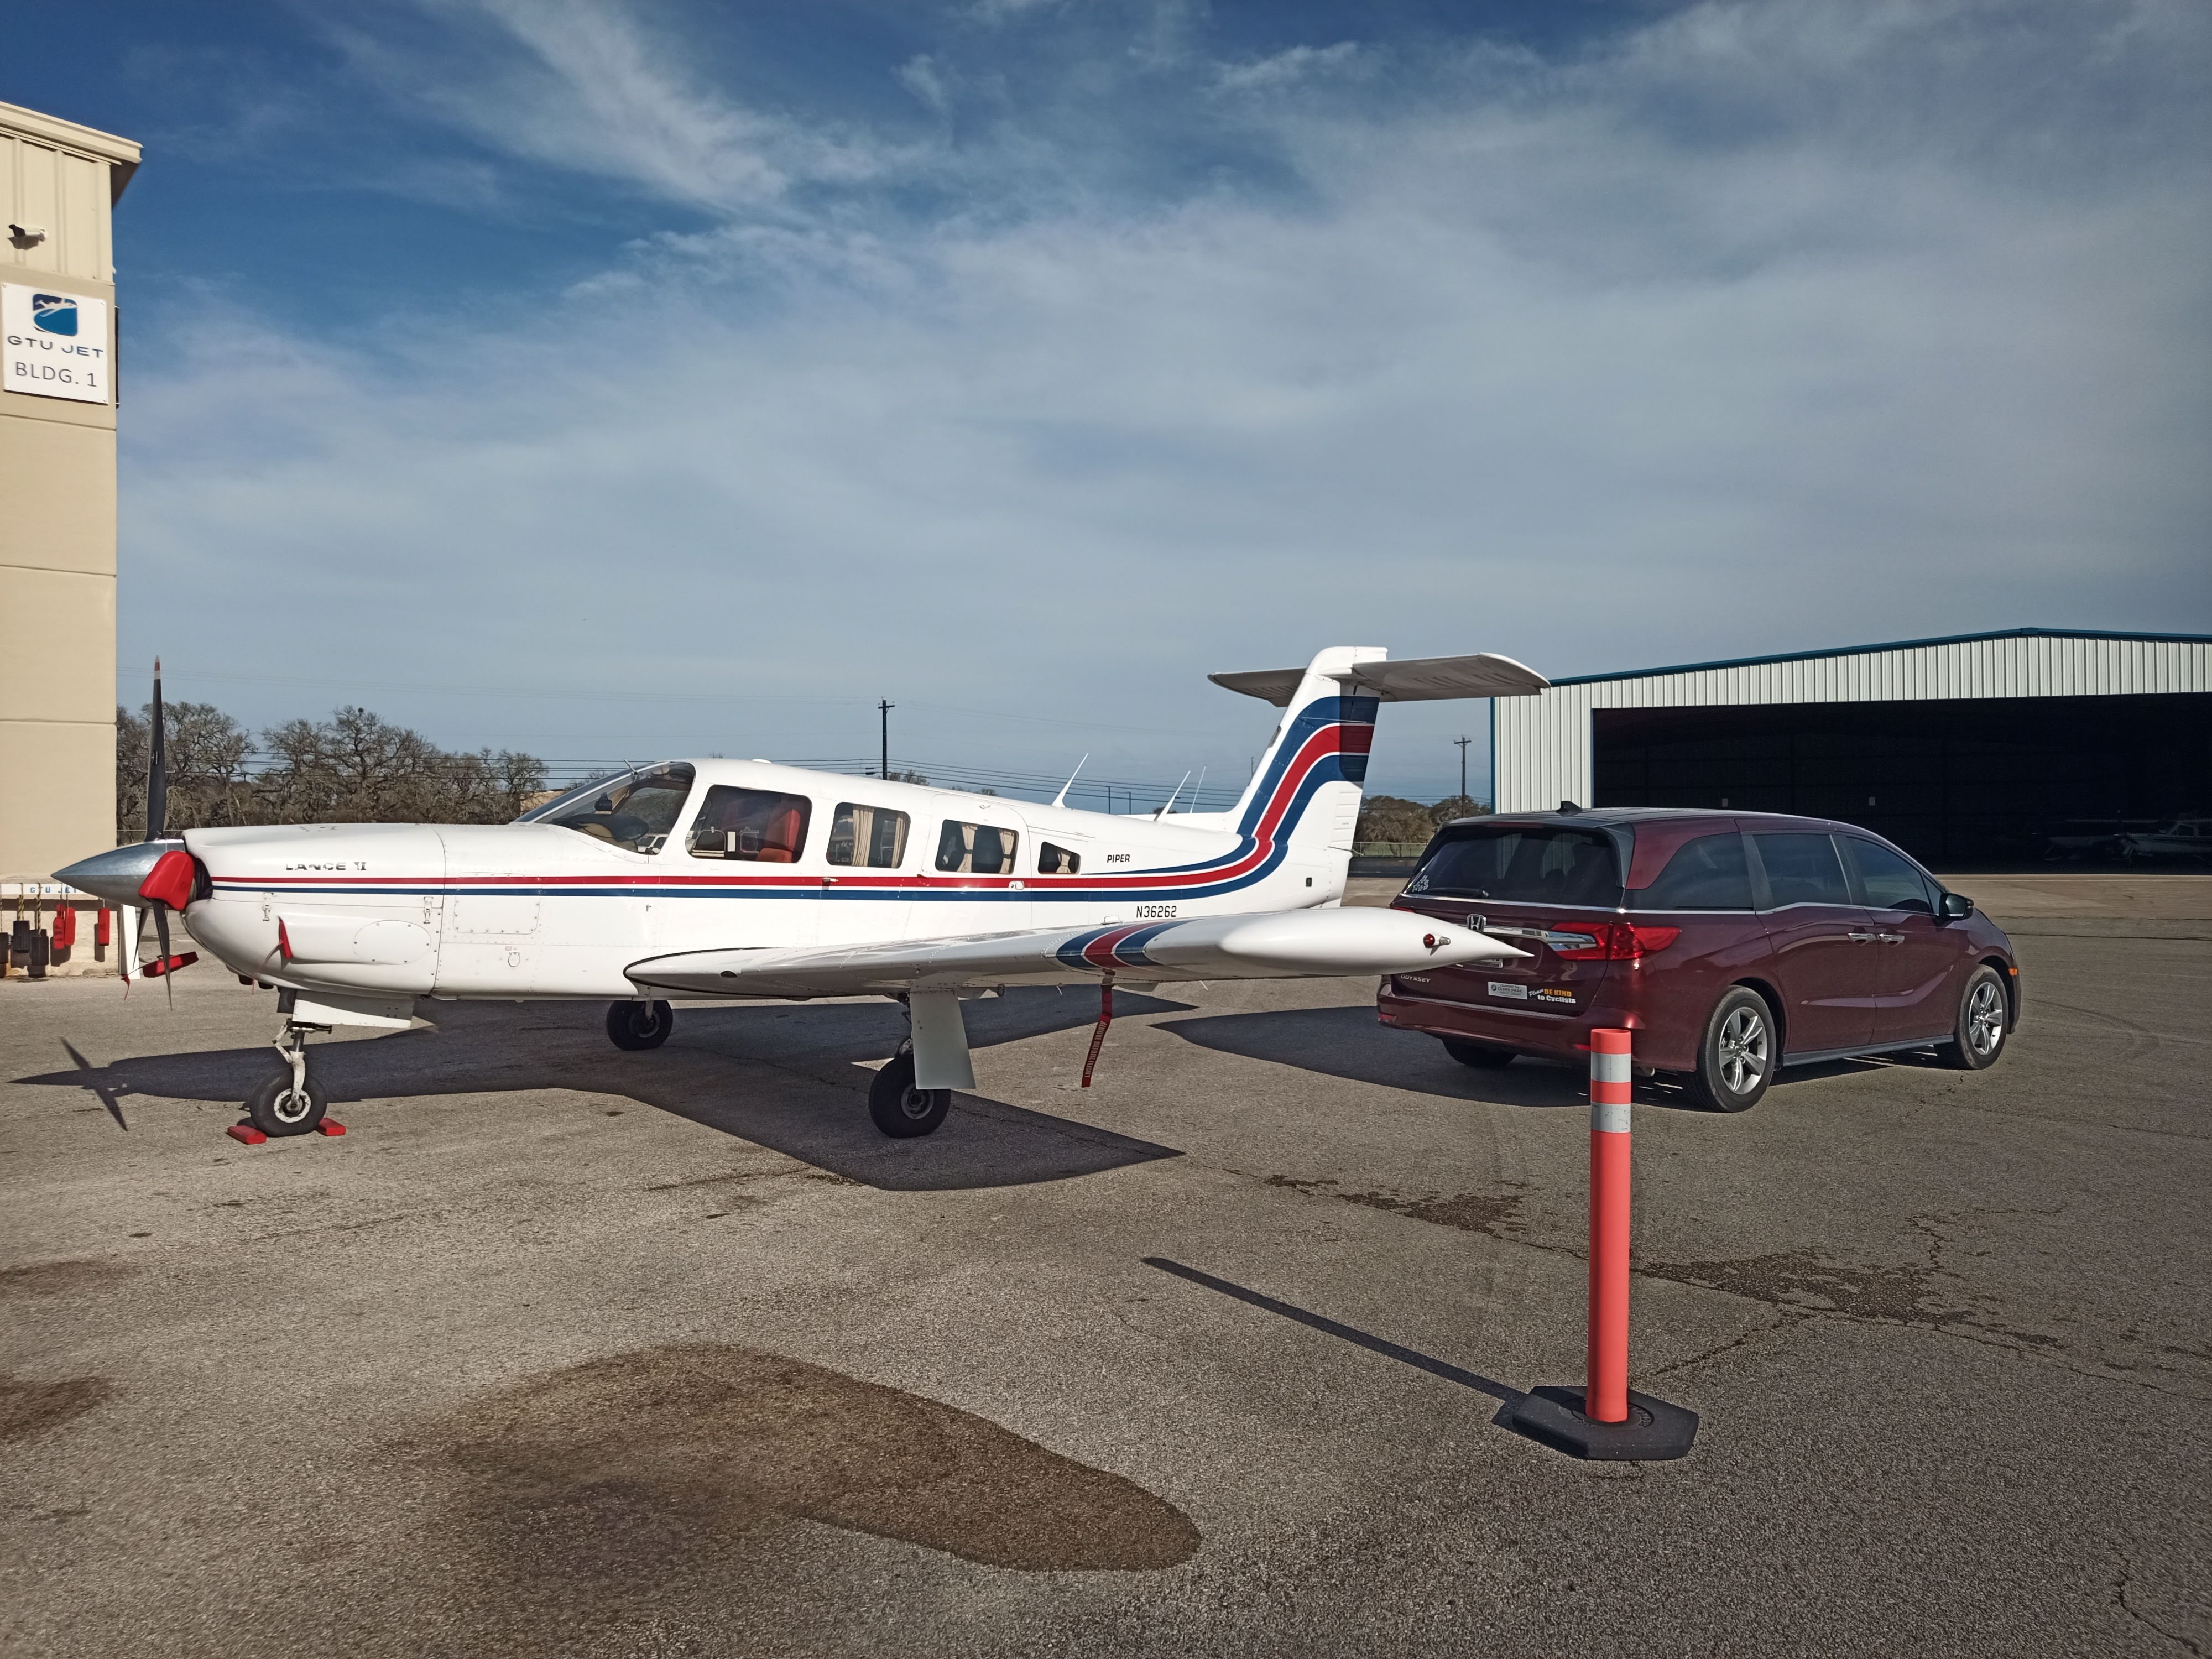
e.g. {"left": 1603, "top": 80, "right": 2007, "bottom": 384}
{"left": 58, "top": 647, "right": 1545, "bottom": 1140}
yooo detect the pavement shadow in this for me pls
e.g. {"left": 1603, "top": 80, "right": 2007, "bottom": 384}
{"left": 1156, "top": 1003, "right": 1877, "bottom": 1113}
{"left": 1156, "top": 1004, "right": 1593, "bottom": 1110}
{"left": 16, "top": 987, "right": 1188, "bottom": 1193}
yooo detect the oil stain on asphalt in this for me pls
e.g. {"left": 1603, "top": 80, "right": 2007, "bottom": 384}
{"left": 434, "top": 1342, "right": 1199, "bottom": 1593}
{"left": 1, "top": 1376, "right": 116, "bottom": 1443}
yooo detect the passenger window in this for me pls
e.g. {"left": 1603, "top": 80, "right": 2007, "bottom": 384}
{"left": 1038, "top": 841, "right": 1082, "bottom": 875}
{"left": 686, "top": 787, "right": 811, "bottom": 862}
{"left": 826, "top": 802, "right": 910, "bottom": 868}
{"left": 936, "top": 820, "right": 1018, "bottom": 875}
{"left": 1750, "top": 833, "right": 1853, "bottom": 907}
{"left": 1633, "top": 833, "right": 1753, "bottom": 910}
{"left": 1848, "top": 839, "right": 1936, "bottom": 914}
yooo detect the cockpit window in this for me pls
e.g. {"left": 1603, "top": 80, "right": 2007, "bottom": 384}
{"left": 518, "top": 763, "right": 696, "bottom": 853}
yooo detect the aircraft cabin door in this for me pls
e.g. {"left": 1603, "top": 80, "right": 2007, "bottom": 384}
{"left": 663, "top": 782, "right": 821, "bottom": 956}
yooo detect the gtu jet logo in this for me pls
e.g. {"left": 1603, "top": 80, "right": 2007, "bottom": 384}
{"left": 31, "top": 294, "right": 77, "bottom": 336}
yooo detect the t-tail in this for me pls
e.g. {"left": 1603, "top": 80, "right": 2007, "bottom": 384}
{"left": 1206, "top": 645, "right": 1553, "bottom": 900}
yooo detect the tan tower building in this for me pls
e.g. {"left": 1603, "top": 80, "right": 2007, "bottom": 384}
{"left": 1, "top": 102, "right": 139, "bottom": 885}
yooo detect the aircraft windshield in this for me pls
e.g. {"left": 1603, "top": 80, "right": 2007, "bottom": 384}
{"left": 517, "top": 763, "right": 697, "bottom": 853}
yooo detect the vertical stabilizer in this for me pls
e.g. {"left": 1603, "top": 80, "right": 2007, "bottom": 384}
{"left": 1217, "top": 646, "right": 1385, "bottom": 900}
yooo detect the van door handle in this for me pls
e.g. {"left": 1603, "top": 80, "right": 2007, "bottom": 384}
{"left": 1846, "top": 931, "right": 1878, "bottom": 942}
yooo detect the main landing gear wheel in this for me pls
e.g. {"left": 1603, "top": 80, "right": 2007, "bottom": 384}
{"left": 868, "top": 1046, "right": 950, "bottom": 1138}
{"left": 1686, "top": 987, "right": 1775, "bottom": 1113}
{"left": 1939, "top": 966, "right": 2008, "bottom": 1071}
{"left": 1441, "top": 1037, "right": 1517, "bottom": 1069}
{"left": 607, "top": 1000, "right": 675, "bottom": 1051}
{"left": 245, "top": 1069, "right": 328, "bottom": 1137}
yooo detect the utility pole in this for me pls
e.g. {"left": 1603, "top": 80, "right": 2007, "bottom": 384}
{"left": 1455, "top": 734, "right": 1472, "bottom": 805}
{"left": 879, "top": 700, "right": 894, "bottom": 779}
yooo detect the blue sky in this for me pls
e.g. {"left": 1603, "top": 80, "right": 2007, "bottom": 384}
{"left": 13, "top": 0, "right": 2210, "bottom": 805}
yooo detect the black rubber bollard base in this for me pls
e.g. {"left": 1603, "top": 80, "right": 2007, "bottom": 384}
{"left": 1507, "top": 1385, "right": 1699, "bottom": 1461}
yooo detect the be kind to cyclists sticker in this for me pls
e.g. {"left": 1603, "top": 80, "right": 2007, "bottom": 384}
{"left": 3, "top": 284, "right": 111, "bottom": 404}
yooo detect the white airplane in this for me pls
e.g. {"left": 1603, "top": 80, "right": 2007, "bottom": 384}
{"left": 58, "top": 647, "right": 1543, "bottom": 1140}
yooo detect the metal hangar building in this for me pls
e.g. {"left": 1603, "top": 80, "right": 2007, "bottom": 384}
{"left": 1490, "top": 628, "right": 2212, "bottom": 864}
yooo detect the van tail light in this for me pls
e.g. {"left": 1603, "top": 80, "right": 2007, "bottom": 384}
{"left": 1552, "top": 923, "right": 1681, "bottom": 962}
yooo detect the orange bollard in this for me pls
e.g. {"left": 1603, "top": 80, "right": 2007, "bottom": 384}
{"left": 1587, "top": 1028, "right": 1634, "bottom": 1425}
{"left": 1506, "top": 1026, "right": 1699, "bottom": 1460}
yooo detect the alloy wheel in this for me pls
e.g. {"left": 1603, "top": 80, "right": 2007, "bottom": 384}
{"left": 1718, "top": 1006, "right": 1769, "bottom": 1095}
{"left": 1968, "top": 980, "right": 2005, "bottom": 1056}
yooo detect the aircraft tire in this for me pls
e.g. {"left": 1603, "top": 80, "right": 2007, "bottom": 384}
{"left": 868, "top": 1051, "right": 950, "bottom": 1138}
{"left": 245, "top": 1070, "right": 328, "bottom": 1137}
{"left": 607, "top": 1000, "right": 675, "bottom": 1051}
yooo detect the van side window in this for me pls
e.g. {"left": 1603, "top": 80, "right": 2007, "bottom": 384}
{"left": 1750, "top": 832, "right": 1852, "bottom": 907}
{"left": 936, "top": 820, "right": 1017, "bottom": 875}
{"left": 1846, "top": 838, "right": 1936, "bottom": 914}
{"left": 687, "top": 787, "right": 811, "bottom": 862}
{"left": 1038, "top": 841, "right": 1082, "bottom": 875}
{"left": 1632, "top": 833, "right": 1753, "bottom": 910}
{"left": 827, "top": 803, "right": 910, "bottom": 868}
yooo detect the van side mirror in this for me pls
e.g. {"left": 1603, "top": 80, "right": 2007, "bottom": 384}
{"left": 1939, "top": 892, "right": 1974, "bottom": 920}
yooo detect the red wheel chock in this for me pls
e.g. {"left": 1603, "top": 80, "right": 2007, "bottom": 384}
{"left": 223, "top": 1120, "right": 346, "bottom": 1145}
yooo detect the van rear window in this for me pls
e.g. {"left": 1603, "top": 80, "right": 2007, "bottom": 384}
{"left": 1406, "top": 825, "right": 1623, "bottom": 907}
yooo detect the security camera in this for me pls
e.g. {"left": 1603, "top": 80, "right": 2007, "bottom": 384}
{"left": 8, "top": 223, "right": 48, "bottom": 248}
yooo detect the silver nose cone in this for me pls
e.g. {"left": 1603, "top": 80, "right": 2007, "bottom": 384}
{"left": 54, "top": 841, "right": 182, "bottom": 907}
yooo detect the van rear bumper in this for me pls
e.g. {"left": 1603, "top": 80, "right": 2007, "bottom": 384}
{"left": 1376, "top": 984, "right": 1695, "bottom": 1072}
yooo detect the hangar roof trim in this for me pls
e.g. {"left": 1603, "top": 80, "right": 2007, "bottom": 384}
{"left": 1551, "top": 627, "right": 2212, "bottom": 688}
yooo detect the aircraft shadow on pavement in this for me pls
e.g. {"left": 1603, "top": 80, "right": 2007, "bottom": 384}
{"left": 1155, "top": 1003, "right": 1875, "bottom": 1113}
{"left": 17, "top": 987, "right": 1188, "bottom": 1193}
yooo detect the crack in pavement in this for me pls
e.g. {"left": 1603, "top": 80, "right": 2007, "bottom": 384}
{"left": 2114, "top": 1554, "right": 2207, "bottom": 1657}
{"left": 1250, "top": 1172, "right": 2210, "bottom": 1401}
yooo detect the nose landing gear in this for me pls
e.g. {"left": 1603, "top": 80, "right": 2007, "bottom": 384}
{"left": 244, "top": 1024, "right": 330, "bottom": 1136}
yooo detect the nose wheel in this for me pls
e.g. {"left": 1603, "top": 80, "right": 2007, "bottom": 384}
{"left": 246, "top": 1025, "right": 330, "bottom": 1136}
{"left": 607, "top": 999, "right": 675, "bottom": 1051}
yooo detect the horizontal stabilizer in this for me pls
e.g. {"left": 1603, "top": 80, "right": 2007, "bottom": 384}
{"left": 627, "top": 907, "right": 1526, "bottom": 1000}
{"left": 1209, "top": 651, "right": 1547, "bottom": 706}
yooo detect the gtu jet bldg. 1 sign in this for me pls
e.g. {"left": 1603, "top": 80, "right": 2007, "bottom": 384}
{"left": 2, "top": 282, "right": 111, "bottom": 404}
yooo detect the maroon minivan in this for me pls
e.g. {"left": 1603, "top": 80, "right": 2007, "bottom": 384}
{"left": 1378, "top": 808, "right": 2019, "bottom": 1111}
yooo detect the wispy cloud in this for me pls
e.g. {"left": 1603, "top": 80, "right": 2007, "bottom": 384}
{"left": 120, "top": 1, "right": 2212, "bottom": 791}
{"left": 1215, "top": 41, "right": 1365, "bottom": 95}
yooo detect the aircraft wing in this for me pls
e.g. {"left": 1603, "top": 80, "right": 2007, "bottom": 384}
{"left": 625, "top": 906, "right": 1526, "bottom": 1000}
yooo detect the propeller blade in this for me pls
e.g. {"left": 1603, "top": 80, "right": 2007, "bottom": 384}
{"left": 153, "top": 903, "right": 174, "bottom": 1008}
{"left": 144, "top": 657, "right": 168, "bottom": 844}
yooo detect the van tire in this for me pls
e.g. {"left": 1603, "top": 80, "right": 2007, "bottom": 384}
{"left": 1939, "top": 967, "right": 2008, "bottom": 1071}
{"left": 1685, "top": 988, "right": 1776, "bottom": 1113}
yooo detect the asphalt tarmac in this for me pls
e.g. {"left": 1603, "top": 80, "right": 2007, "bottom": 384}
{"left": 2, "top": 876, "right": 2206, "bottom": 1657}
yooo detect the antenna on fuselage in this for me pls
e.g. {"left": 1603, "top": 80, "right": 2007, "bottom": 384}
{"left": 1052, "top": 754, "right": 1088, "bottom": 809}
{"left": 1152, "top": 770, "right": 1192, "bottom": 821}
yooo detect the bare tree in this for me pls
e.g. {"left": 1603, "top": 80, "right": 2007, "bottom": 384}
{"left": 118, "top": 700, "right": 544, "bottom": 832}
{"left": 116, "top": 701, "right": 254, "bottom": 839}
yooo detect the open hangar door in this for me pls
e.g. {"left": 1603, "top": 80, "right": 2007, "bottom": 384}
{"left": 1590, "top": 692, "right": 2212, "bottom": 865}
